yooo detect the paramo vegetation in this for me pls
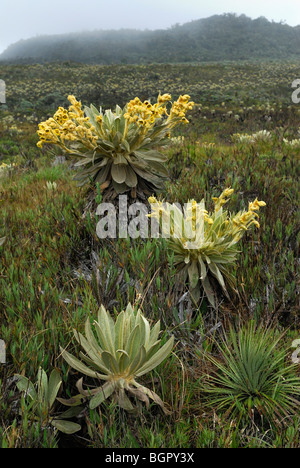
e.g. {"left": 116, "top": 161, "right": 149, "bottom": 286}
{"left": 0, "top": 60, "right": 299, "bottom": 448}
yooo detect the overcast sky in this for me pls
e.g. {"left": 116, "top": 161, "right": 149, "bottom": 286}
{"left": 1, "top": 0, "right": 300, "bottom": 53}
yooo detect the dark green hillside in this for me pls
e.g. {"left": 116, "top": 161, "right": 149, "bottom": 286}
{"left": 1, "top": 13, "right": 299, "bottom": 64}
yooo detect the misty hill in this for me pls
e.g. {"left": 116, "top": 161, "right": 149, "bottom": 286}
{"left": 1, "top": 13, "right": 300, "bottom": 64}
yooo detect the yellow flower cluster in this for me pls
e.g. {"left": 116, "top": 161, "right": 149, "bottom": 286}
{"left": 167, "top": 94, "right": 195, "bottom": 124}
{"left": 233, "top": 197, "right": 266, "bottom": 232}
{"left": 171, "top": 135, "right": 185, "bottom": 145}
{"left": 37, "top": 95, "right": 98, "bottom": 150}
{"left": 283, "top": 138, "right": 300, "bottom": 148}
{"left": 212, "top": 188, "right": 266, "bottom": 234}
{"left": 212, "top": 187, "right": 234, "bottom": 212}
{"left": 148, "top": 196, "right": 214, "bottom": 244}
{"left": 124, "top": 93, "right": 194, "bottom": 129}
{"left": 248, "top": 198, "right": 267, "bottom": 212}
{"left": 0, "top": 162, "right": 17, "bottom": 171}
{"left": 232, "top": 130, "right": 272, "bottom": 145}
{"left": 124, "top": 94, "right": 169, "bottom": 128}
{"left": 186, "top": 199, "right": 214, "bottom": 228}
{"left": 148, "top": 188, "right": 267, "bottom": 271}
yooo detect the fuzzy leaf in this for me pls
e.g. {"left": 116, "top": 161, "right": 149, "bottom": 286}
{"left": 188, "top": 261, "right": 199, "bottom": 289}
{"left": 57, "top": 394, "right": 86, "bottom": 407}
{"left": 136, "top": 335, "right": 174, "bottom": 377}
{"left": 60, "top": 346, "right": 107, "bottom": 380}
{"left": 209, "top": 262, "right": 228, "bottom": 295}
{"left": 125, "top": 165, "right": 138, "bottom": 187}
{"left": 125, "top": 324, "right": 142, "bottom": 359}
{"left": 48, "top": 369, "right": 62, "bottom": 408}
{"left": 101, "top": 351, "right": 119, "bottom": 374}
{"left": 89, "top": 381, "right": 115, "bottom": 409}
{"left": 117, "top": 389, "right": 135, "bottom": 412}
{"left": 97, "top": 305, "right": 115, "bottom": 354}
{"left": 201, "top": 275, "right": 216, "bottom": 307}
{"left": 128, "top": 346, "right": 147, "bottom": 375}
{"left": 111, "top": 163, "right": 127, "bottom": 184}
{"left": 51, "top": 419, "right": 81, "bottom": 434}
{"left": 15, "top": 375, "right": 37, "bottom": 401}
{"left": 37, "top": 368, "right": 49, "bottom": 404}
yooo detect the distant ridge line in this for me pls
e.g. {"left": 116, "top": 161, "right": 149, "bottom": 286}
{"left": 1, "top": 13, "right": 299, "bottom": 63}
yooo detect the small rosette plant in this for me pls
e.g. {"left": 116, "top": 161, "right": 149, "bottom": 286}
{"left": 15, "top": 368, "right": 81, "bottom": 434}
{"left": 37, "top": 94, "right": 194, "bottom": 198}
{"left": 59, "top": 303, "right": 174, "bottom": 413}
{"left": 148, "top": 188, "right": 266, "bottom": 307}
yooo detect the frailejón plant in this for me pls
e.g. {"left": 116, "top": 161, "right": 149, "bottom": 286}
{"left": 59, "top": 303, "right": 174, "bottom": 413}
{"left": 15, "top": 368, "right": 81, "bottom": 434}
{"left": 37, "top": 94, "right": 194, "bottom": 198}
{"left": 149, "top": 188, "right": 266, "bottom": 307}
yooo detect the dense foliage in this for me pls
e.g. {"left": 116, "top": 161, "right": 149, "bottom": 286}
{"left": 1, "top": 14, "right": 300, "bottom": 64}
{"left": 36, "top": 94, "right": 194, "bottom": 197}
{"left": 0, "top": 61, "right": 299, "bottom": 448}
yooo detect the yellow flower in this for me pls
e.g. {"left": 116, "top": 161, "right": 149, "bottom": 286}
{"left": 223, "top": 188, "right": 234, "bottom": 197}
{"left": 240, "top": 212, "right": 253, "bottom": 224}
{"left": 249, "top": 198, "right": 266, "bottom": 211}
{"left": 158, "top": 93, "right": 171, "bottom": 104}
